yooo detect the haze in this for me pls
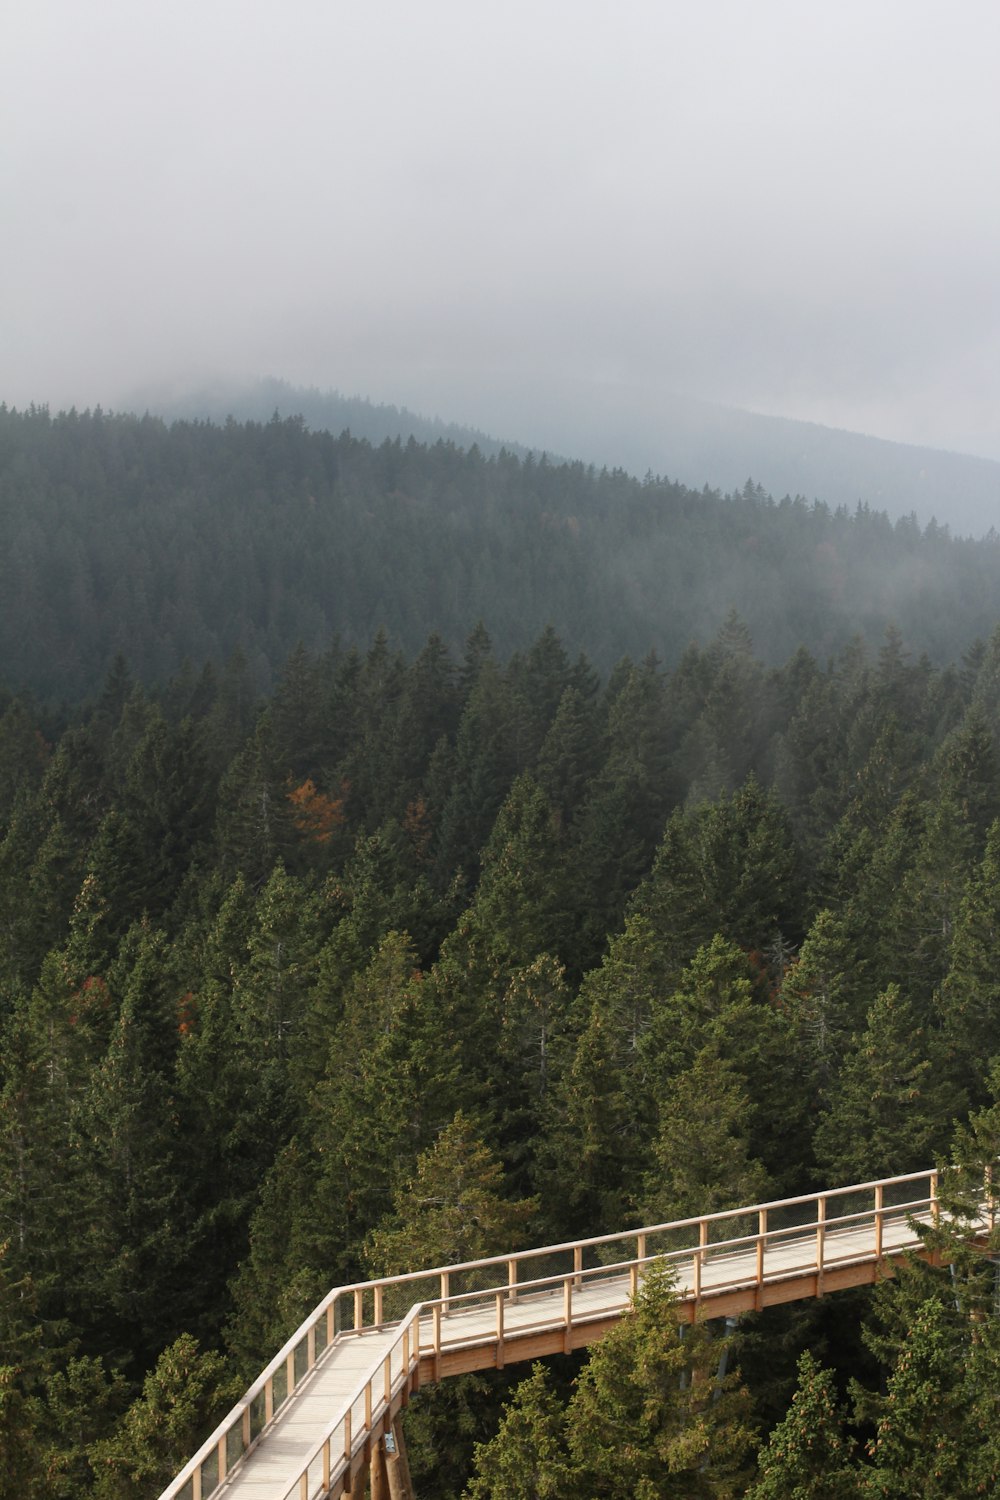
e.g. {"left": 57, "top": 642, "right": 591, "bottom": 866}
{"left": 4, "top": 0, "right": 1000, "bottom": 475}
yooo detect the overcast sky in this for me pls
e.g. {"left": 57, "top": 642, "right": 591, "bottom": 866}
{"left": 3, "top": 0, "right": 1000, "bottom": 460}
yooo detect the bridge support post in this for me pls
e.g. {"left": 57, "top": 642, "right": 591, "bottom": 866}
{"left": 370, "top": 1438, "right": 390, "bottom": 1500}
{"left": 385, "top": 1416, "right": 415, "bottom": 1500}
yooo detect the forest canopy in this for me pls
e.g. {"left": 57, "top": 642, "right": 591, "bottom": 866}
{"left": 4, "top": 616, "right": 1000, "bottom": 1494}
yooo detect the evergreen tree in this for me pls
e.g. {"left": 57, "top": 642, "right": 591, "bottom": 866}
{"left": 565, "top": 1265, "right": 755, "bottom": 1499}
{"left": 463, "top": 1267, "right": 755, "bottom": 1500}
{"left": 65, "top": 933, "right": 188, "bottom": 1368}
{"left": 88, "top": 1335, "right": 237, "bottom": 1500}
{"left": 464, "top": 1364, "right": 573, "bottom": 1500}
{"left": 862, "top": 1297, "right": 975, "bottom": 1499}
{"left": 814, "top": 985, "right": 963, "bottom": 1183}
{"left": 779, "top": 908, "right": 865, "bottom": 1109}
{"left": 534, "top": 1000, "right": 641, "bottom": 1238}
{"left": 642, "top": 1043, "right": 772, "bottom": 1223}
{"left": 746, "top": 1350, "right": 860, "bottom": 1500}
{"left": 632, "top": 777, "right": 802, "bottom": 991}
{"left": 939, "top": 819, "right": 1000, "bottom": 1101}
{"left": 364, "top": 1111, "right": 537, "bottom": 1278}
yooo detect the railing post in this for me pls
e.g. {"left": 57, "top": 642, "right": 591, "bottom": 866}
{"left": 323, "top": 1435, "right": 331, "bottom": 1489}
{"left": 307, "top": 1324, "right": 316, "bottom": 1370}
{"left": 192, "top": 1467, "right": 202, "bottom": 1500}
{"left": 265, "top": 1375, "right": 274, "bottom": 1425}
{"left": 374, "top": 1283, "right": 384, "bottom": 1325}
{"left": 573, "top": 1244, "right": 583, "bottom": 1290}
{"left": 508, "top": 1257, "right": 518, "bottom": 1303}
{"left": 286, "top": 1349, "right": 295, "bottom": 1399}
{"left": 344, "top": 1407, "right": 352, "bottom": 1465}
{"left": 432, "top": 1303, "right": 442, "bottom": 1376}
{"left": 440, "top": 1270, "right": 450, "bottom": 1316}
{"left": 563, "top": 1274, "right": 573, "bottom": 1355}
{"left": 327, "top": 1302, "right": 335, "bottom": 1345}
{"left": 384, "top": 1353, "right": 392, "bottom": 1404}
{"left": 930, "top": 1170, "right": 941, "bottom": 1265}
{"left": 495, "top": 1291, "right": 505, "bottom": 1369}
{"left": 217, "top": 1433, "right": 227, "bottom": 1490}
{"left": 816, "top": 1195, "right": 826, "bottom": 1296}
{"left": 874, "top": 1183, "right": 884, "bottom": 1258}
{"left": 756, "top": 1208, "right": 767, "bottom": 1308}
{"left": 354, "top": 1288, "right": 364, "bottom": 1331}
{"left": 242, "top": 1406, "right": 250, "bottom": 1451}
{"left": 365, "top": 1378, "right": 373, "bottom": 1433}
{"left": 693, "top": 1222, "right": 706, "bottom": 1304}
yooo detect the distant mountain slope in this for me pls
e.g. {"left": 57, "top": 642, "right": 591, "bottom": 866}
{"left": 131, "top": 376, "right": 1000, "bottom": 539}
{"left": 129, "top": 376, "right": 545, "bottom": 464}
{"left": 3, "top": 403, "right": 1000, "bottom": 703}
{"left": 525, "top": 382, "right": 1000, "bottom": 540}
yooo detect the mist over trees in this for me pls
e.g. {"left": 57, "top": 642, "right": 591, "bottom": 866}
{"left": 2, "top": 402, "right": 1000, "bottom": 704}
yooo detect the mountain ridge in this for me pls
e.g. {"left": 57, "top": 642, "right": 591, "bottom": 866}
{"left": 126, "top": 374, "right": 1000, "bottom": 538}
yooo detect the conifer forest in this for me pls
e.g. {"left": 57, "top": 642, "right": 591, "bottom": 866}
{"left": 5, "top": 405, "right": 1000, "bottom": 1496}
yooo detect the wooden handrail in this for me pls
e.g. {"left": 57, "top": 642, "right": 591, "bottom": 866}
{"left": 157, "top": 1168, "right": 941, "bottom": 1500}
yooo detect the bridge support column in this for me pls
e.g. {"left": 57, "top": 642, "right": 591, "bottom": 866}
{"left": 386, "top": 1416, "right": 415, "bottom": 1500}
{"left": 370, "top": 1439, "right": 390, "bottom": 1500}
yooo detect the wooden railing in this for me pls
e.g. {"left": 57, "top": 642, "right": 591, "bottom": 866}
{"left": 158, "top": 1167, "right": 940, "bottom": 1500}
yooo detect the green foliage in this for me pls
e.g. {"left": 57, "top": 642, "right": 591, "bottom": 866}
{"left": 87, "top": 1334, "right": 236, "bottom": 1500}
{"left": 364, "top": 1111, "right": 537, "bottom": 1277}
{"left": 464, "top": 1364, "right": 574, "bottom": 1500}
{"left": 862, "top": 1297, "right": 987, "bottom": 1498}
{"left": 746, "top": 1351, "right": 860, "bottom": 1500}
{"left": 3, "top": 610, "right": 1000, "bottom": 1496}
{"left": 814, "top": 984, "right": 964, "bottom": 1183}
{"left": 467, "top": 1268, "right": 755, "bottom": 1500}
{"left": 642, "top": 1042, "right": 772, "bottom": 1222}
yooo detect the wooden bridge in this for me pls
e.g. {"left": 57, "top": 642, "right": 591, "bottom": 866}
{"left": 159, "top": 1167, "right": 945, "bottom": 1500}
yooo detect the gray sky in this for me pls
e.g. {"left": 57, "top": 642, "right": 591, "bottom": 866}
{"left": 3, "top": 0, "right": 1000, "bottom": 460}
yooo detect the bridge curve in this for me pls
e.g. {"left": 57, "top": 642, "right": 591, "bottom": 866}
{"left": 160, "top": 1167, "right": 943, "bottom": 1500}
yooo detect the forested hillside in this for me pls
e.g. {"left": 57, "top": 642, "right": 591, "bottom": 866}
{"left": 5, "top": 619, "right": 1000, "bottom": 1494}
{"left": 134, "top": 375, "right": 1000, "bottom": 539}
{"left": 3, "top": 403, "right": 1000, "bottom": 703}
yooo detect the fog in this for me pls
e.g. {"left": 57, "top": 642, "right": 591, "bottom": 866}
{"left": 4, "top": 0, "right": 1000, "bottom": 481}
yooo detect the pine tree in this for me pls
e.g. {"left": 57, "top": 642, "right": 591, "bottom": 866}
{"left": 863, "top": 1297, "right": 971, "bottom": 1499}
{"left": 464, "top": 1364, "right": 573, "bottom": 1500}
{"left": 364, "top": 1111, "right": 537, "bottom": 1279}
{"left": 642, "top": 1043, "right": 772, "bottom": 1223}
{"left": 746, "top": 1350, "right": 860, "bottom": 1500}
{"left": 814, "top": 985, "right": 964, "bottom": 1183}
{"left": 779, "top": 908, "right": 865, "bottom": 1108}
{"left": 939, "top": 819, "right": 1000, "bottom": 1101}
{"left": 88, "top": 1335, "right": 237, "bottom": 1500}
{"left": 565, "top": 1265, "right": 755, "bottom": 1499}
{"left": 534, "top": 1000, "right": 641, "bottom": 1238}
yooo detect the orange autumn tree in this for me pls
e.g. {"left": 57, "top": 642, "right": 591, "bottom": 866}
{"left": 285, "top": 778, "right": 346, "bottom": 844}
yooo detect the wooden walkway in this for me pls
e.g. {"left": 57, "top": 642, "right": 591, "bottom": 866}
{"left": 160, "top": 1168, "right": 945, "bottom": 1500}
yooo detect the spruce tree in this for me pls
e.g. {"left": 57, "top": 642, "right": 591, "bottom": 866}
{"left": 815, "top": 984, "right": 964, "bottom": 1184}
{"left": 746, "top": 1350, "right": 860, "bottom": 1500}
